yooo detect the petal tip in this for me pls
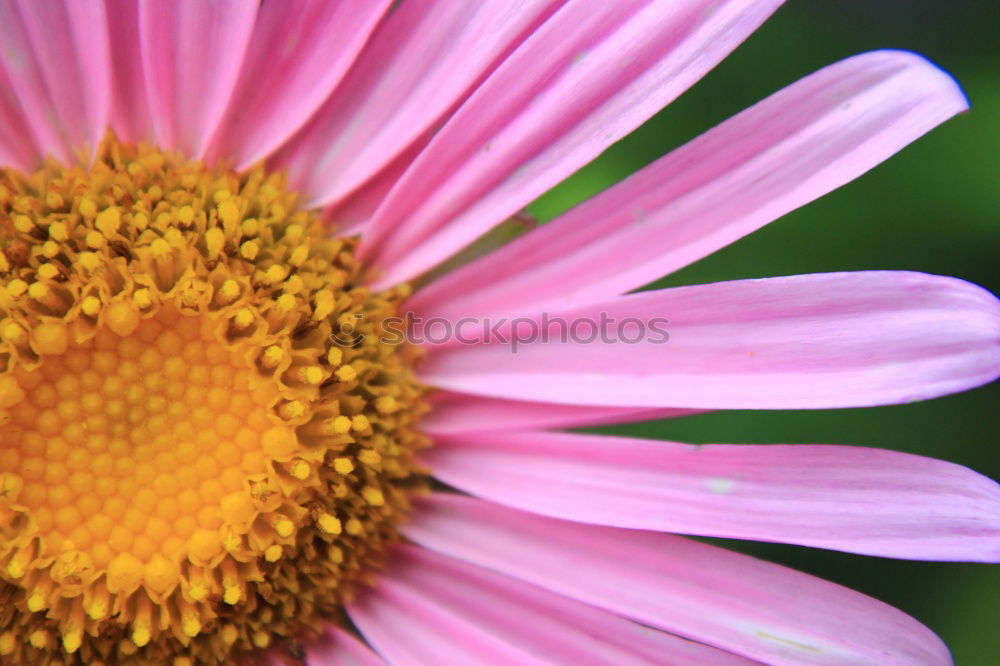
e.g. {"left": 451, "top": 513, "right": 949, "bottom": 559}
{"left": 863, "top": 48, "right": 970, "bottom": 113}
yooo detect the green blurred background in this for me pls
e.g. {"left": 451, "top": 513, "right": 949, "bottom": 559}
{"left": 527, "top": 2, "right": 998, "bottom": 664}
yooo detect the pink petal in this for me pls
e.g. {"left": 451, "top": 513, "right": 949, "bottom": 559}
{"left": 410, "top": 50, "right": 969, "bottom": 323}
{"left": 107, "top": 0, "right": 152, "bottom": 143}
{"left": 420, "top": 271, "right": 1000, "bottom": 409}
{"left": 292, "top": 625, "right": 385, "bottom": 666}
{"left": 0, "top": 0, "right": 109, "bottom": 165}
{"left": 273, "top": 0, "right": 566, "bottom": 210}
{"left": 348, "top": 574, "right": 530, "bottom": 665}
{"left": 422, "top": 391, "right": 695, "bottom": 435}
{"left": 321, "top": 137, "right": 429, "bottom": 237}
{"left": 350, "top": 543, "right": 760, "bottom": 665}
{"left": 424, "top": 430, "right": 1000, "bottom": 561}
{"left": 206, "top": 0, "right": 392, "bottom": 168}
{"left": 404, "top": 494, "right": 952, "bottom": 666}
{"left": 138, "top": 0, "right": 257, "bottom": 158}
{"left": 359, "top": 0, "right": 784, "bottom": 289}
{"left": 0, "top": 65, "right": 40, "bottom": 170}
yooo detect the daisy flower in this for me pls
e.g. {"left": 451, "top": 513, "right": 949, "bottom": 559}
{"left": 0, "top": 1, "right": 998, "bottom": 665}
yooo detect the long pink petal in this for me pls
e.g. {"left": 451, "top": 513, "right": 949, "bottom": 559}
{"left": 107, "top": 0, "right": 152, "bottom": 143}
{"left": 422, "top": 391, "right": 695, "bottom": 435}
{"left": 424, "top": 430, "right": 1000, "bottom": 561}
{"left": 206, "top": 0, "right": 392, "bottom": 168}
{"left": 404, "top": 494, "right": 952, "bottom": 666}
{"left": 350, "top": 543, "right": 760, "bottom": 665}
{"left": 321, "top": 136, "right": 430, "bottom": 237}
{"left": 0, "top": 65, "right": 40, "bottom": 170}
{"left": 410, "top": 50, "right": 969, "bottom": 322}
{"left": 273, "top": 0, "right": 566, "bottom": 210}
{"left": 360, "top": 0, "right": 784, "bottom": 288}
{"left": 420, "top": 271, "right": 1000, "bottom": 409}
{"left": 0, "top": 0, "right": 109, "bottom": 164}
{"left": 348, "top": 574, "right": 531, "bottom": 665}
{"left": 138, "top": 0, "right": 257, "bottom": 158}
{"left": 291, "top": 626, "right": 385, "bottom": 666}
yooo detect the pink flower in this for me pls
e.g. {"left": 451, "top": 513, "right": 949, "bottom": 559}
{"left": 1, "top": 1, "right": 997, "bottom": 665}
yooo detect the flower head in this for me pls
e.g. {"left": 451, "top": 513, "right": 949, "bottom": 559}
{"left": 1, "top": 1, "right": 999, "bottom": 665}
{"left": 1, "top": 139, "right": 427, "bottom": 661}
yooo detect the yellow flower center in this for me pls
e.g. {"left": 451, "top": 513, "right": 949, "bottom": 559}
{"left": 0, "top": 139, "right": 428, "bottom": 664}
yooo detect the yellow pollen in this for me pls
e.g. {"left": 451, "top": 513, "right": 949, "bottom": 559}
{"left": 133, "top": 288, "right": 153, "bottom": 309}
{"left": 358, "top": 450, "right": 383, "bottom": 467}
{"left": 13, "top": 214, "right": 34, "bottom": 233}
{"left": 205, "top": 227, "right": 226, "bottom": 259}
{"left": 223, "top": 581, "right": 242, "bottom": 605}
{"left": 45, "top": 191, "right": 64, "bottom": 209}
{"left": 362, "top": 487, "right": 386, "bottom": 507}
{"left": 0, "top": 137, "right": 428, "bottom": 665}
{"left": 29, "top": 630, "right": 48, "bottom": 650}
{"left": 26, "top": 588, "right": 46, "bottom": 612}
{"left": 264, "top": 264, "right": 288, "bottom": 284}
{"left": 218, "top": 278, "right": 240, "bottom": 302}
{"left": 85, "top": 229, "right": 105, "bottom": 249}
{"left": 284, "top": 273, "right": 304, "bottom": 294}
{"left": 317, "top": 513, "right": 343, "bottom": 535}
{"left": 80, "top": 295, "right": 102, "bottom": 316}
{"left": 279, "top": 399, "right": 306, "bottom": 419}
{"left": 326, "top": 347, "right": 343, "bottom": 365}
{"left": 49, "top": 221, "right": 69, "bottom": 242}
{"left": 336, "top": 365, "right": 358, "bottom": 382}
{"left": 5, "top": 278, "right": 27, "bottom": 297}
{"left": 218, "top": 199, "right": 240, "bottom": 226}
{"left": 331, "top": 415, "right": 353, "bottom": 434}
{"left": 273, "top": 516, "right": 295, "bottom": 539}
{"left": 182, "top": 612, "right": 201, "bottom": 638}
{"left": 301, "top": 365, "right": 324, "bottom": 385}
{"left": 95, "top": 206, "right": 121, "bottom": 237}
{"left": 289, "top": 459, "right": 311, "bottom": 480}
{"left": 333, "top": 457, "right": 355, "bottom": 475}
{"left": 27, "top": 281, "right": 48, "bottom": 301}
{"left": 176, "top": 205, "right": 195, "bottom": 226}
{"left": 262, "top": 344, "right": 284, "bottom": 368}
{"left": 62, "top": 625, "right": 83, "bottom": 654}
{"left": 2, "top": 322, "right": 25, "bottom": 343}
{"left": 78, "top": 251, "right": 101, "bottom": 272}
{"left": 220, "top": 624, "right": 239, "bottom": 646}
{"left": 37, "top": 263, "right": 59, "bottom": 280}
{"left": 150, "top": 237, "right": 171, "bottom": 256}
{"left": 234, "top": 307, "right": 254, "bottom": 328}
{"left": 275, "top": 292, "right": 296, "bottom": 312}
{"left": 376, "top": 396, "right": 400, "bottom": 414}
{"left": 132, "top": 621, "right": 151, "bottom": 648}
{"left": 290, "top": 244, "right": 310, "bottom": 266}
{"left": 240, "top": 240, "right": 259, "bottom": 261}
{"left": 78, "top": 198, "right": 97, "bottom": 219}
